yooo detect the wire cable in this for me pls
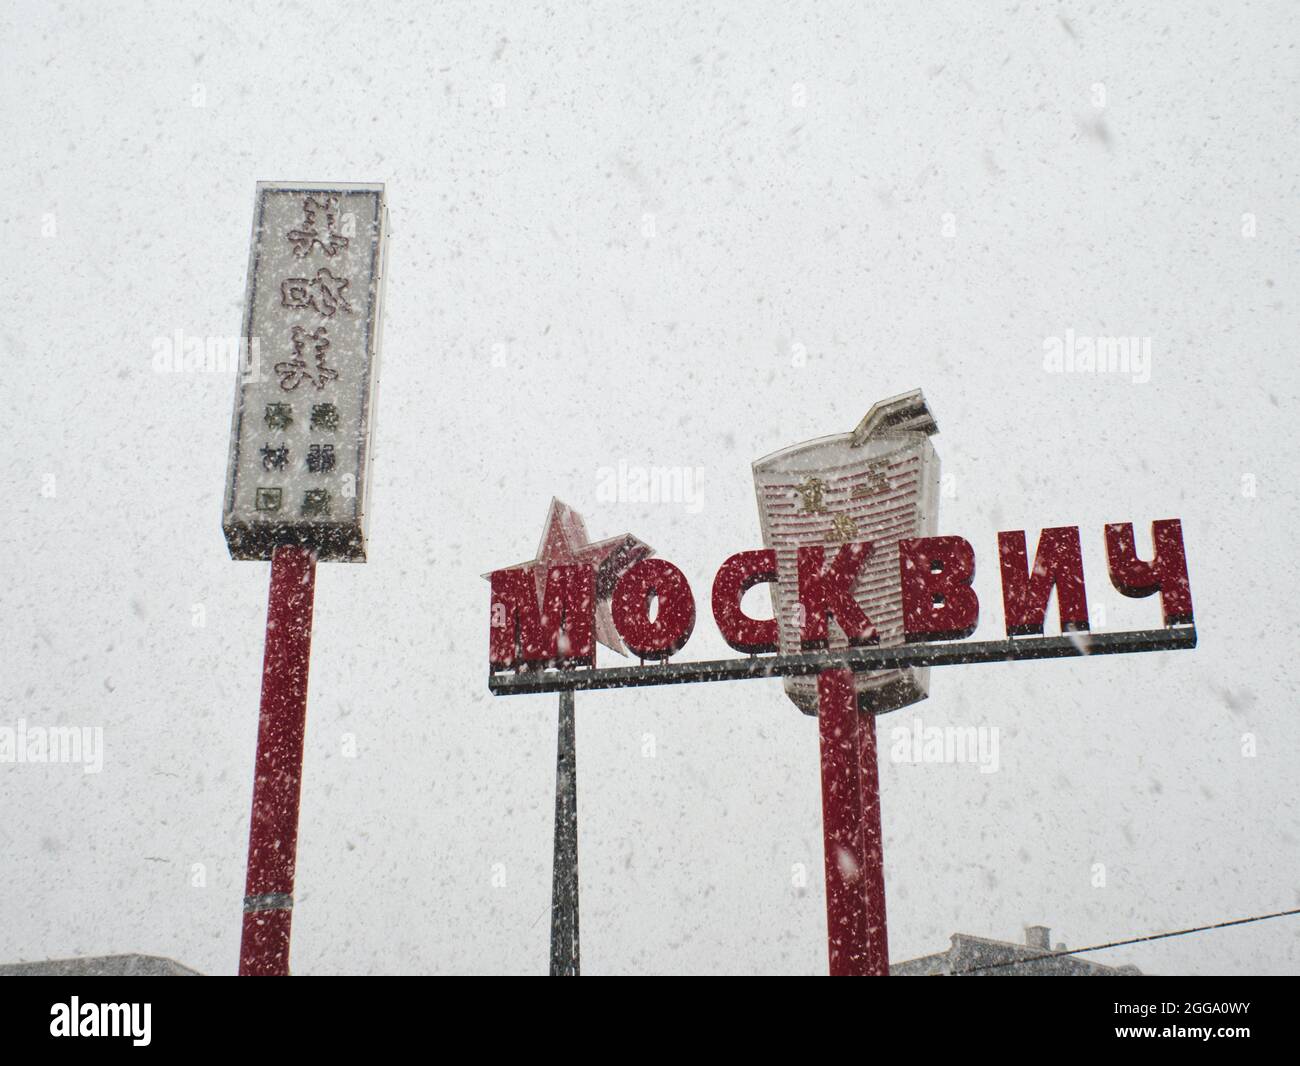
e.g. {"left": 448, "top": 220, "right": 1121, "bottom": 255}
{"left": 947, "top": 907, "right": 1300, "bottom": 975}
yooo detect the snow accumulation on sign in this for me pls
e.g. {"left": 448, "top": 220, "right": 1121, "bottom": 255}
{"left": 223, "top": 182, "right": 389, "bottom": 562}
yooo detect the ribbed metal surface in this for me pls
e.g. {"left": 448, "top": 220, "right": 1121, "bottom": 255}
{"left": 754, "top": 430, "right": 939, "bottom": 714}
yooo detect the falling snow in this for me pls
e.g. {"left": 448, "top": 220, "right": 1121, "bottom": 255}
{"left": 0, "top": 2, "right": 1296, "bottom": 977}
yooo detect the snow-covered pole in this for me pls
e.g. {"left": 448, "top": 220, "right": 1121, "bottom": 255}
{"left": 549, "top": 689, "right": 580, "bottom": 975}
{"left": 485, "top": 499, "right": 652, "bottom": 976}
{"left": 817, "top": 669, "right": 871, "bottom": 974}
{"left": 856, "top": 690, "right": 889, "bottom": 974}
{"left": 239, "top": 545, "right": 316, "bottom": 975}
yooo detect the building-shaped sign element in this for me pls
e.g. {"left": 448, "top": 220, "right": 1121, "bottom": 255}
{"left": 753, "top": 389, "right": 940, "bottom": 715}
{"left": 223, "top": 183, "right": 388, "bottom": 561}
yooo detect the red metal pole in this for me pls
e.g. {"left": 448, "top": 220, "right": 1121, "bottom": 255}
{"left": 239, "top": 544, "right": 317, "bottom": 976}
{"left": 857, "top": 706, "right": 890, "bottom": 975}
{"left": 817, "top": 668, "right": 870, "bottom": 975}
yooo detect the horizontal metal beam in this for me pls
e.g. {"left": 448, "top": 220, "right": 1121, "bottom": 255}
{"left": 488, "top": 625, "right": 1197, "bottom": 696}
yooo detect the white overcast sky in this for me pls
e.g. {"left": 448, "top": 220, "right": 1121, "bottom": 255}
{"left": 1, "top": 1, "right": 1297, "bottom": 975}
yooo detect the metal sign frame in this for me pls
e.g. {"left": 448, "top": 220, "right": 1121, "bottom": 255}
{"left": 489, "top": 621, "right": 1196, "bottom": 975}
{"left": 486, "top": 391, "right": 1198, "bottom": 977}
{"left": 489, "top": 625, "right": 1196, "bottom": 695}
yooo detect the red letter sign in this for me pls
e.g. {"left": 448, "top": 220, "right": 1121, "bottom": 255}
{"left": 489, "top": 564, "right": 595, "bottom": 669}
{"left": 796, "top": 543, "right": 877, "bottom": 648}
{"left": 712, "top": 549, "right": 779, "bottom": 655}
{"left": 998, "top": 526, "right": 1090, "bottom": 636}
{"left": 899, "top": 536, "right": 979, "bottom": 642}
{"left": 612, "top": 558, "right": 696, "bottom": 660}
{"left": 1105, "top": 519, "right": 1194, "bottom": 626}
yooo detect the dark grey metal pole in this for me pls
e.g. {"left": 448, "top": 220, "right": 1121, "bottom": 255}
{"left": 491, "top": 625, "right": 1197, "bottom": 696}
{"left": 549, "top": 688, "right": 580, "bottom": 976}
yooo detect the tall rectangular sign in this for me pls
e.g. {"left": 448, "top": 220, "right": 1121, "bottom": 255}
{"left": 223, "top": 182, "right": 388, "bottom": 561}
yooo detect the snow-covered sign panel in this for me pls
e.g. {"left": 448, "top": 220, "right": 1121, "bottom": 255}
{"left": 223, "top": 182, "right": 389, "bottom": 561}
{"left": 753, "top": 390, "right": 941, "bottom": 716}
